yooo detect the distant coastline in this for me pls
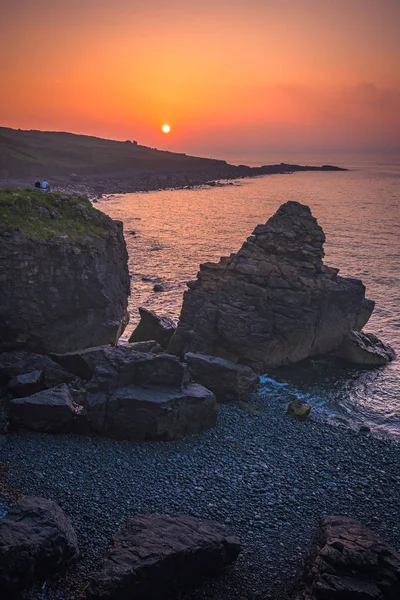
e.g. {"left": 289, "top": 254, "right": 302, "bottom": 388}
{"left": 0, "top": 127, "right": 346, "bottom": 199}
{"left": 0, "top": 163, "right": 347, "bottom": 200}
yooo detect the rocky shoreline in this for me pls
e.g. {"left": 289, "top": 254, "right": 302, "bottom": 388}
{"left": 0, "top": 395, "right": 398, "bottom": 600}
{"left": 0, "top": 190, "right": 398, "bottom": 599}
{"left": 0, "top": 162, "right": 346, "bottom": 201}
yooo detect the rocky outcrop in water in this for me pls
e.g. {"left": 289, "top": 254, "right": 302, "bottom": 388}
{"left": 337, "top": 331, "right": 396, "bottom": 365}
{"left": 0, "top": 496, "right": 79, "bottom": 598}
{"left": 168, "top": 201, "right": 375, "bottom": 370}
{"left": 293, "top": 515, "right": 400, "bottom": 600}
{"left": 87, "top": 514, "right": 241, "bottom": 600}
{"left": 0, "top": 191, "right": 130, "bottom": 354}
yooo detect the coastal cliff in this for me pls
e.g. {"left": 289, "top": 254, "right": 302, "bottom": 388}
{"left": 0, "top": 189, "right": 130, "bottom": 353}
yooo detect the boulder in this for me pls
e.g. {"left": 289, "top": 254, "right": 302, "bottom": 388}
{"left": 0, "top": 351, "right": 76, "bottom": 390}
{"left": 293, "top": 515, "right": 400, "bottom": 600}
{"left": 185, "top": 352, "right": 259, "bottom": 402}
{"left": 7, "top": 370, "right": 44, "bottom": 397}
{"left": 168, "top": 202, "right": 375, "bottom": 370}
{"left": 287, "top": 399, "right": 311, "bottom": 419}
{"left": 128, "top": 340, "right": 163, "bottom": 353}
{"left": 337, "top": 331, "right": 396, "bottom": 365}
{"left": 0, "top": 192, "right": 130, "bottom": 353}
{"left": 8, "top": 384, "right": 80, "bottom": 432}
{"left": 0, "top": 495, "right": 79, "bottom": 598}
{"left": 83, "top": 383, "right": 217, "bottom": 441}
{"left": 87, "top": 514, "right": 241, "bottom": 600}
{"left": 51, "top": 345, "right": 183, "bottom": 387}
{"left": 129, "top": 307, "right": 176, "bottom": 349}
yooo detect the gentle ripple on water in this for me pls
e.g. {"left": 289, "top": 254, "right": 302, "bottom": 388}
{"left": 99, "top": 158, "right": 400, "bottom": 439}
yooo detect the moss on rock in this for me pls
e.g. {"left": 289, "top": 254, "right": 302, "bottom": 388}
{"left": 0, "top": 188, "right": 111, "bottom": 241}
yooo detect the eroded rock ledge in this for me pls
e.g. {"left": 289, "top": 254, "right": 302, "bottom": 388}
{"left": 168, "top": 201, "right": 379, "bottom": 370}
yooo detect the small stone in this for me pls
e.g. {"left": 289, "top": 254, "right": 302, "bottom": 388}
{"left": 359, "top": 425, "right": 371, "bottom": 434}
{"left": 287, "top": 399, "right": 311, "bottom": 419}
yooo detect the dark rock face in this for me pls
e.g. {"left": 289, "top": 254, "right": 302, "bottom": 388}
{"left": 8, "top": 384, "right": 80, "bottom": 432}
{"left": 84, "top": 383, "right": 217, "bottom": 441}
{"left": 168, "top": 202, "right": 375, "bottom": 370}
{"left": 0, "top": 220, "right": 130, "bottom": 354}
{"left": 337, "top": 331, "right": 396, "bottom": 365}
{"left": 185, "top": 352, "right": 259, "bottom": 402}
{"left": 293, "top": 516, "right": 400, "bottom": 600}
{"left": 87, "top": 514, "right": 241, "bottom": 600}
{"left": 0, "top": 496, "right": 79, "bottom": 598}
{"left": 129, "top": 307, "right": 176, "bottom": 349}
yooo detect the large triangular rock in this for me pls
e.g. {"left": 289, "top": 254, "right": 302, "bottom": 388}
{"left": 168, "top": 202, "right": 375, "bottom": 370}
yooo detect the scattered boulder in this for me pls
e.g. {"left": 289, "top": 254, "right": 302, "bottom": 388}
{"left": 337, "top": 331, "right": 396, "bottom": 365}
{"left": 0, "top": 193, "right": 130, "bottom": 353}
{"left": 83, "top": 383, "right": 217, "bottom": 441}
{"left": 293, "top": 515, "right": 400, "bottom": 600}
{"left": 0, "top": 351, "right": 76, "bottom": 389}
{"left": 185, "top": 352, "right": 259, "bottom": 402}
{"left": 7, "top": 370, "right": 44, "bottom": 397}
{"left": 129, "top": 307, "right": 176, "bottom": 349}
{"left": 51, "top": 345, "right": 178, "bottom": 383}
{"left": 8, "top": 384, "right": 80, "bottom": 432}
{"left": 0, "top": 495, "right": 79, "bottom": 598}
{"left": 87, "top": 514, "right": 241, "bottom": 600}
{"left": 168, "top": 202, "right": 375, "bottom": 370}
{"left": 52, "top": 346, "right": 216, "bottom": 440}
{"left": 128, "top": 340, "right": 163, "bottom": 353}
{"left": 287, "top": 399, "right": 312, "bottom": 419}
{"left": 153, "top": 283, "right": 164, "bottom": 292}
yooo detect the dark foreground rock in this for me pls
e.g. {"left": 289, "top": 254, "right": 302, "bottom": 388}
{"left": 337, "top": 331, "right": 396, "bottom": 365}
{"left": 83, "top": 383, "right": 217, "bottom": 441}
{"left": 128, "top": 307, "right": 176, "bottom": 349}
{"left": 6, "top": 346, "right": 218, "bottom": 441}
{"left": 293, "top": 515, "right": 400, "bottom": 600}
{"left": 168, "top": 201, "right": 375, "bottom": 370}
{"left": 0, "top": 351, "right": 76, "bottom": 392}
{"left": 0, "top": 496, "right": 79, "bottom": 598}
{"left": 0, "top": 190, "right": 130, "bottom": 354}
{"left": 8, "top": 384, "right": 80, "bottom": 432}
{"left": 185, "top": 352, "right": 259, "bottom": 402}
{"left": 87, "top": 514, "right": 241, "bottom": 600}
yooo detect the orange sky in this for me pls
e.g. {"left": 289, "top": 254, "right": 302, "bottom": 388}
{"left": 1, "top": 0, "right": 399, "bottom": 158}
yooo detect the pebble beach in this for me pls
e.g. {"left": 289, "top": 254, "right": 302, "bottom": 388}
{"left": 1, "top": 392, "right": 399, "bottom": 600}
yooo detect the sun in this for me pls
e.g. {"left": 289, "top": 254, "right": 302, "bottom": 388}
{"left": 162, "top": 124, "right": 171, "bottom": 133}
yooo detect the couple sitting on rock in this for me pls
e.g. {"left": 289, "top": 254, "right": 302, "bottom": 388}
{"left": 35, "top": 179, "right": 51, "bottom": 191}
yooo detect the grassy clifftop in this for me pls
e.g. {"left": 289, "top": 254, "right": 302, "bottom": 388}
{"left": 0, "top": 128, "right": 228, "bottom": 178}
{"left": 0, "top": 189, "right": 112, "bottom": 241}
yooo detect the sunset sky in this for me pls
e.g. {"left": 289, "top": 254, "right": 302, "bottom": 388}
{"left": 1, "top": 0, "right": 399, "bottom": 159}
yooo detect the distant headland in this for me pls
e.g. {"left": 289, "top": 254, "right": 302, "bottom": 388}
{"left": 0, "top": 127, "right": 347, "bottom": 197}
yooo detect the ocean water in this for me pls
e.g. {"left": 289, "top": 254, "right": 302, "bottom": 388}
{"left": 98, "top": 157, "right": 400, "bottom": 439}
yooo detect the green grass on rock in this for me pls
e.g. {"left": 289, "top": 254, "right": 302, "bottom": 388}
{"left": 0, "top": 189, "right": 112, "bottom": 241}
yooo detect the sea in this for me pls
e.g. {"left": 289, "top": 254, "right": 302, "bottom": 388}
{"left": 98, "top": 154, "right": 400, "bottom": 440}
